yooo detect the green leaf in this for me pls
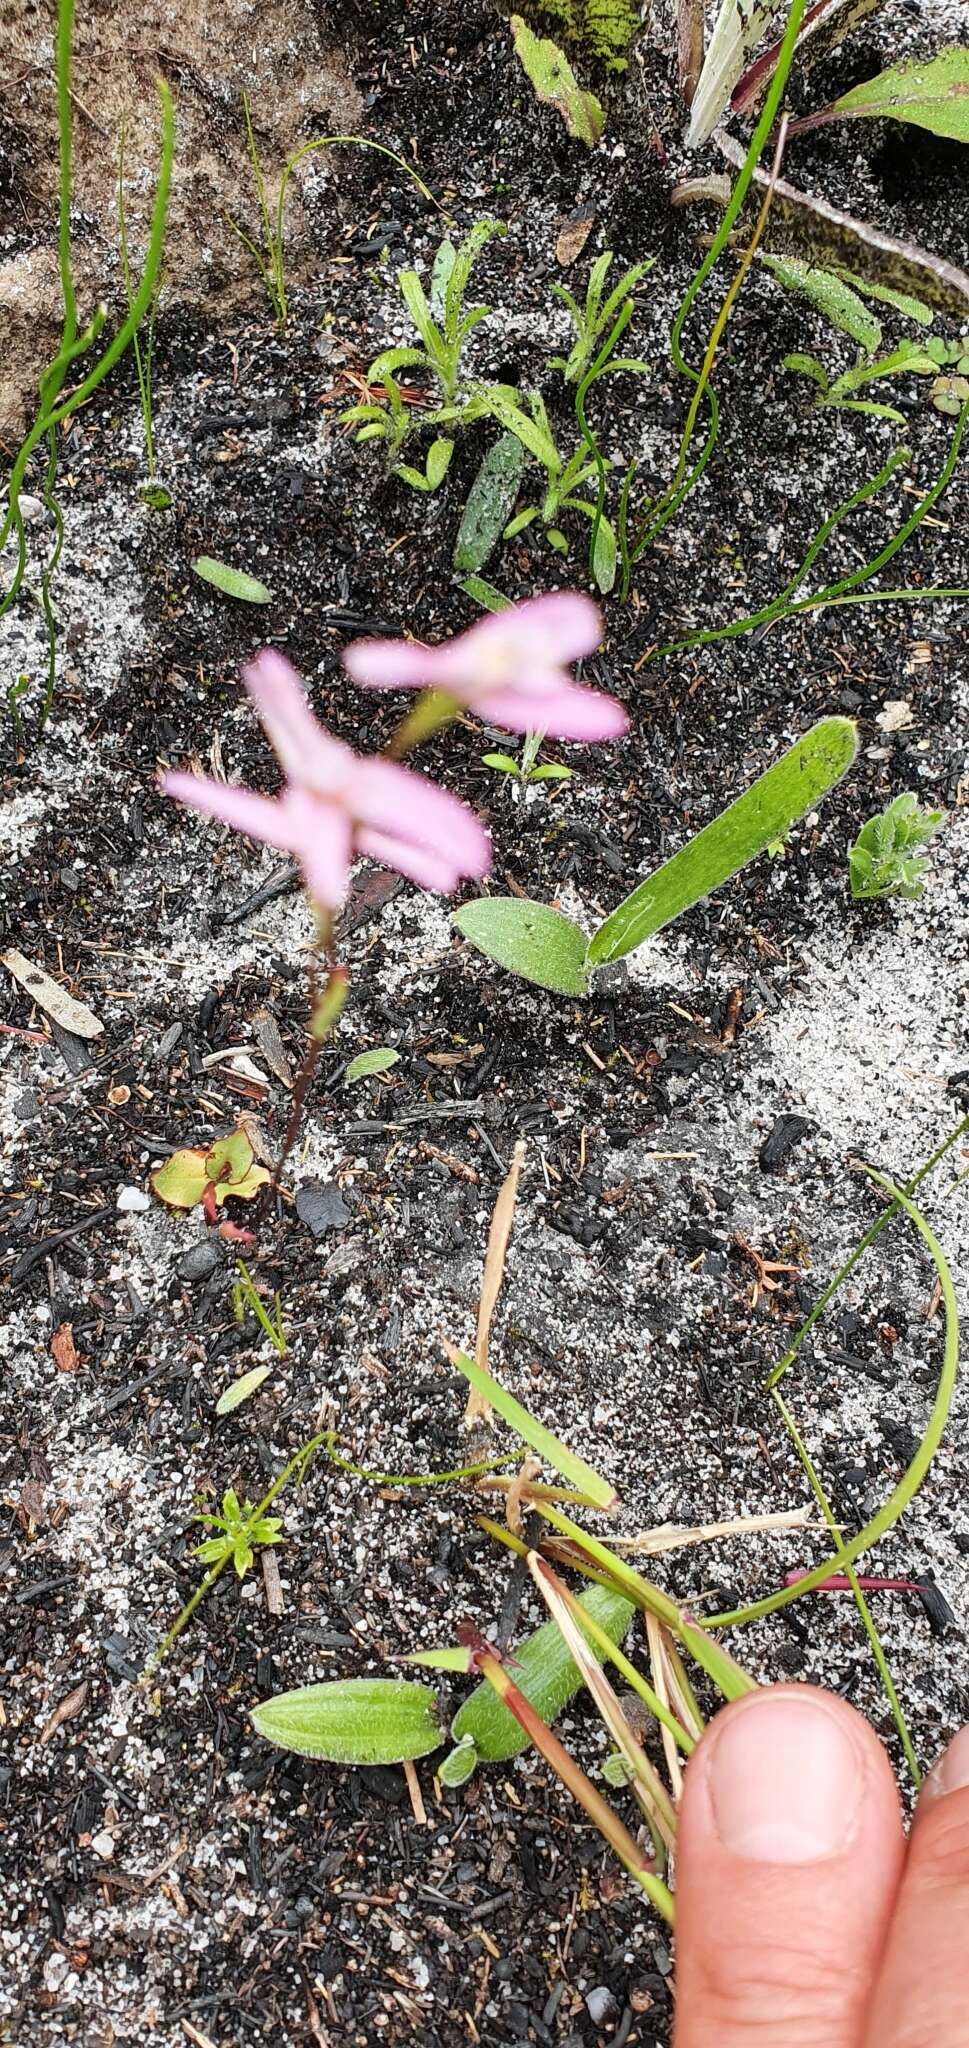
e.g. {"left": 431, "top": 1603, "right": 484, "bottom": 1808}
{"left": 510, "top": 15, "right": 605, "bottom": 146}
{"left": 457, "top": 575, "right": 513, "bottom": 613}
{"left": 836, "top": 269, "right": 934, "bottom": 325}
{"left": 528, "top": 763, "right": 572, "bottom": 782}
{"left": 447, "top": 1349, "right": 617, "bottom": 1508}
{"left": 216, "top": 1365, "right": 272, "bottom": 1415}
{"left": 207, "top": 1131, "right": 254, "bottom": 1183}
{"left": 193, "top": 556, "right": 272, "bottom": 604}
{"left": 472, "top": 385, "right": 561, "bottom": 471}
{"left": 453, "top": 433, "right": 526, "bottom": 571}
{"left": 140, "top": 484, "right": 172, "bottom": 510}
{"left": 430, "top": 237, "right": 456, "bottom": 320}
{"left": 762, "top": 254, "right": 883, "bottom": 351}
{"left": 482, "top": 752, "right": 521, "bottom": 775}
{"left": 589, "top": 717, "right": 858, "bottom": 966}
{"left": 437, "top": 1734, "right": 478, "bottom": 1785}
{"left": 591, "top": 512, "right": 617, "bottom": 593}
{"left": 932, "top": 374, "right": 969, "bottom": 416}
{"left": 454, "top": 898, "right": 591, "bottom": 995}
{"left": 404, "top": 1645, "right": 475, "bottom": 1673}
{"left": 151, "top": 1148, "right": 209, "bottom": 1210}
{"left": 503, "top": 507, "right": 540, "bottom": 539}
{"left": 425, "top": 436, "right": 454, "bottom": 488}
{"left": 806, "top": 46, "right": 969, "bottom": 141}
{"left": 251, "top": 1678, "right": 443, "bottom": 1764}
{"left": 546, "top": 527, "right": 569, "bottom": 553}
{"left": 345, "top": 1047, "right": 400, "bottom": 1083}
{"left": 783, "top": 352, "right": 831, "bottom": 389}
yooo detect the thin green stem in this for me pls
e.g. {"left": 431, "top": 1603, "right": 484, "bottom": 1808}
{"left": 772, "top": 1386, "right": 921, "bottom": 1785}
{"left": 273, "top": 136, "right": 444, "bottom": 323}
{"left": 708, "top": 1170, "right": 961, "bottom": 1630}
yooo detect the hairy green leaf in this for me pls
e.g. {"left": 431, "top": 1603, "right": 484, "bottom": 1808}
{"left": 251, "top": 1678, "right": 443, "bottom": 1764}
{"left": 762, "top": 254, "right": 883, "bottom": 351}
{"left": 802, "top": 46, "right": 969, "bottom": 142}
{"left": 589, "top": 717, "right": 858, "bottom": 966}
{"left": 454, "top": 897, "right": 591, "bottom": 995}
{"left": 216, "top": 1365, "right": 272, "bottom": 1415}
{"left": 345, "top": 1047, "right": 400, "bottom": 1082}
{"left": 454, "top": 434, "right": 526, "bottom": 571}
{"left": 193, "top": 556, "right": 272, "bottom": 603}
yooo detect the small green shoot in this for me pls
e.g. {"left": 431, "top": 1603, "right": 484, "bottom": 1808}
{"left": 194, "top": 1485, "right": 283, "bottom": 1580}
{"left": 118, "top": 115, "right": 160, "bottom": 478}
{"left": 482, "top": 730, "right": 572, "bottom": 786}
{"left": 548, "top": 250, "right": 653, "bottom": 385}
{"left": 231, "top": 1259, "right": 287, "bottom": 1354}
{"left": 444, "top": 1342, "right": 617, "bottom": 1509}
{"left": 848, "top": 792, "right": 945, "bottom": 901}
{"left": 193, "top": 556, "right": 273, "bottom": 603}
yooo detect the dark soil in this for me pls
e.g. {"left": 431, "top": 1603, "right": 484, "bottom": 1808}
{"left": 2, "top": 2, "right": 968, "bottom": 2043}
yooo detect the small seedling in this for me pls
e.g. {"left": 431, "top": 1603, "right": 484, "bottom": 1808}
{"left": 342, "top": 220, "right": 506, "bottom": 485}
{"left": 848, "top": 792, "right": 944, "bottom": 900}
{"left": 482, "top": 729, "right": 572, "bottom": 786}
{"left": 151, "top": 1130, "right": 270, "bottom": 1221}
{"left": 193, "top": 556, "right": 272, "bottom": 603}
{"left": 194, "top": 1486, "right": 283, "bottom": 1578}
{"left": 763, "top": 254, "right": 969, "bottom": 423}
{"left": 215, "top": 1365, "right": 272, "bottom": 1416}
{"left": 231, "top": 1259, "right": 287, "bottom": 1355}
{"left": 548, "top": 250, "right": 653, "bottom": 387}
{"left": 118, "top": 115, "right": 161, "bottom": 479}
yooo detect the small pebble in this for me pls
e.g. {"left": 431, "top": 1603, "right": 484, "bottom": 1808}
{"left": 90, "top": 1830, "right": 115, "bottom": 1860}
{"left": 116, "top": 1185, "right": 150, "bottom": 1212}
{"left": 178, "top": 1242, "right": 219, "bottom": 1282}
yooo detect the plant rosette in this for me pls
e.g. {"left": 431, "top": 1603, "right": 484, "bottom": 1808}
{"left": 150, "top": 1130, "right": 270, "bottom": 1223}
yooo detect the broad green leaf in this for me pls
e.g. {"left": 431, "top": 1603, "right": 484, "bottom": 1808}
{"left": 151, "top": 1148, "right": 209, "bottom": 1210}
{"left": 345, "top": 1047, "right": 400, "bottom": 1083}
{"left": 437, "top": 1735, "right": 478, "bottom": 1785}
{"left": 529, "top": 763, "right": 572, "bottom": 782}
{"left": 510, "top": 16, "right": 605, "bottom": 146}
{"left": 762, "top": 254, "right": 882, "bottom": 351}
{"left": 454, "top": 898, "right": 591, "bottom": 995}
{"left": 251, "top": 1678, "right": 443, "bottom": 1764}
{"left": 482, "top": 752, "right": 520, "bottom": 775}
{"left": 453, "top": 433, "right": 526, "bottom": 572}
{"left": 207, "top": 1131, "right": 254, "bottom": 1183}
{"left": 589, "top": 717, "right": 858, "bottom": 966}
{"left": 446, "top": 1347, "right": 617, "bottom": 1508}
{"left": 215, "top": 1163, "right": 270, "bottom": 1205}
{"left": 810, "top": 46, "right": 969, "bottom": 142}
{"left": 216, "top": 1366, "right": 271, "bottom": 1415}
{"left": 193, "top": 556, "right": 272, "bottom": 604}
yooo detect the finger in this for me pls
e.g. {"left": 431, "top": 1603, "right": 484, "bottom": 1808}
{"left": 674, "top": 1684, "right": 905, "bottom": 2048}
{"left": 864, "top": 1724, "right": 969, "bottom": 2047}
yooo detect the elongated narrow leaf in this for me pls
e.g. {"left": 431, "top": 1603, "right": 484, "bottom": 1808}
{"left": 216, "top": 1365, "right": 271, "bottom": 1415}
{"left": 761, "top": 254, "right": 883, "bottom": 351}
{"left": 717, "top": 133, "right": 969, "bottom": 316}
{"left": 795, "top": 46, "right": 969, "bottom": 143}
{"left": 510, "top": 16, "right": 605, "bottom": 146}
{"left": 732, "top": 0, "right": 889, "bottom": 117}
{"left": 444, "top": 1344, "right": 617, "bottom": 1510}
{"left": 454, "top": 433, "right": 526, "bottom": 572}
{"left": 193, "top": 556, "right": 272, "bottom": 603}
{"left": 589, "top": 717, "right": 857, "bottom": 967}
{"left": 454, "top": 898, "right": 591, "bottom": 996}
{"left": 251, "top": 1678, "right": 442, "bottom": 1764}
{"left": 458, "top": 574, "right": 513, "bottom": 612}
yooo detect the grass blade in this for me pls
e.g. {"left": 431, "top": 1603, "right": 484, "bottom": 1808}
{"left": 444, "top": 1344, "right": 616, "bottom": 1509}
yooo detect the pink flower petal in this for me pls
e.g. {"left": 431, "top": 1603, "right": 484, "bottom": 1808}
{"left": 341, "top": 636, "right": 443, "bottom": 692}
{"left": 355, "top": 826, "right": 465, "bottom": 895}
{"left": 474, "top": 681, "right": 629, "bottom": 742}
{"left": 431, "top": 595, "right": 603, "bottom": 700}
{"left": 350, "top": 758, "right": 491, "bottom": 874}
{"left": 287, "top": 788, "right": 353, "bottom": 910}
{"left": 243, "top": 650, "right": 353, "bottom": 794}
{"left": 162, "top": 771, "right": 295, "bottom": 849}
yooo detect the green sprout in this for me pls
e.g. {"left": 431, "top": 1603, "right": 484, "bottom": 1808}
{"left": 482, "top": 729, "right": 573, "bottom": 786}
{"left": 231, "top": 1260, "right": 287, "bottom": 1355}
{"left": 848, "top": 793, "right": 945, "bottom": 901}
{"left": 194, "top": 1486, "right": 284, "bottom": 1579}
{"left": 548, "top": 250, "right": 652, "bottom": 386}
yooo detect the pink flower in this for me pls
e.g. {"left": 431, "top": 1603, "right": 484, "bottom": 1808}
{"left": 341, "top": 592, "right": 627, "bottom": 742}
{"left": 161, "top": 650, "right": 491, "bottom": 911}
